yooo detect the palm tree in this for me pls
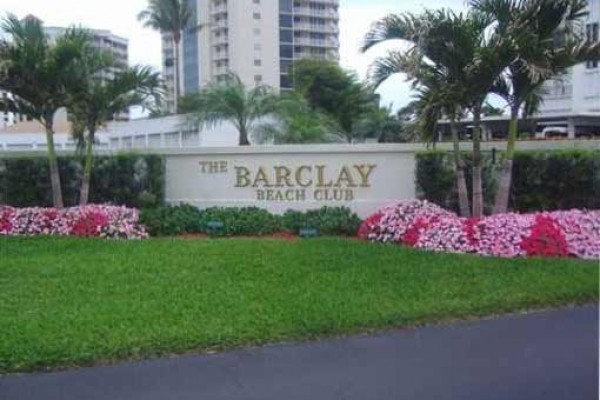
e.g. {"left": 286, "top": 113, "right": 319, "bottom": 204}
{"left": 362, "top": 10, "right": 499, "bottom": 216}
{"left": 472, "top": 0, "right": 600, "bottom": 214}
{"left": 67, "top": 65, "right": 162, "bottom": 205}
{"left": 0, "top": 15, "right": 93, "bottom": 208}
{"left": 138, "top": 0, "right": 193, "bottom": 113}
{"left": 180, "top": 73, "right": 278, "bottom": 146}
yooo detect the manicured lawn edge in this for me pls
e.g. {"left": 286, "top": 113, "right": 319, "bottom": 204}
{"left": 1, "top": 237, "right": 597, "bottom": 373}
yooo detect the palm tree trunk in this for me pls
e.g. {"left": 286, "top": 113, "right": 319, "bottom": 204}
{"left": 79, "top": 131, "right": 94, "bottom": 206}
{"left": 451, "top": 120, "right": 470, "bottom": 217}
{"left": 173, "top": 36, "right": 181, "bottom": 113}
{"left": 472, "top": 105, "right": 484, "bottom": 218}
{"left": 493, "top": 104, "right": 519, "bottom": 214}
{"left": 44, "top": 121, "right": 64, "bottom": 209}
{"left": 239, "top": 125, "right": 250, "bottom": 146}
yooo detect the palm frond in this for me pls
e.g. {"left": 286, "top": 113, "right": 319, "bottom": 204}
{"left": 361, "top": 13, "right": 422, "bottom": 52}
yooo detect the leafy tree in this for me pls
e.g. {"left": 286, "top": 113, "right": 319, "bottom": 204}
{"left": 138, "top": 0, "right": 193, "bottom": 113}
{"left": 0, "top": 15, "right": 93, "bottom": 208}
{"left": 180, "top": 73, "right": 278, "bottom": 145}
{"left": 254, "top": 93, "right": 343, "bottom": 144}
{"left": 68, "top": 64, "right": 162, "bottom": 205}
{"left": 292, "top": 59, "right": 378, "bottom": 143}
{"left": 471, "top": 0, "right": 600, "bottom": 213}
{"left": 353, "top": 106, "right": 406, "bottom": 143}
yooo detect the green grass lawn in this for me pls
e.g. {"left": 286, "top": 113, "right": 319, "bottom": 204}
{"left": 0, "top": 237, "right": 597, "bottom": 373}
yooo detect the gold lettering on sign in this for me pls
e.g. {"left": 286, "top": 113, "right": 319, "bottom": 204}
{"left": 252, "top": 167, "right": 273, "bottom": 187}
{"left": 227, "top": 163, "right": 378, "bottom": 202}
{"left": 295, "top": 166, "right": 313, "bottom": 187}
{"left": 334, "top": 166, "right": 357, "bottom": 188}
{"left": 235, "top": 167, "right": 252, "bottom": 187}
{"left": 354, "top": 164, "right": 376, "bottom": 187}
{"left": 315, "top": 165, "right": 333, "bottom": 187}
{"left": 200, "top": 161, "right": 228, "bottom": 173}
{"left": 274, "top": 166, "right": 293, "bottom": 187}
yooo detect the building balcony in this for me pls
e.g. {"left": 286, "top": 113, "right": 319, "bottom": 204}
{"left": 293, "top": 37, "right": 339, "bottom": 48}
{"left": 293, "top": 7, "right": 338, "bottom": 20}
{"left": 295, "top": 49, "right": 339, "bottom": 60}
{"left": 294, "top": 0, "right": 339, "bottom": 6}
{"left": 211, "top": 4, "right": 227, "bottom": 15}
{"left": 212, "top": 35, "right": 229, "bottom": 45}
{"left": 212, "top": 49, "right": 229, "bottom": 60}
{"left": 211, "top": 19, "right": 229, "bottom": 29}
{"left": 293, "top": 22, "right": 339, "bottom": 34}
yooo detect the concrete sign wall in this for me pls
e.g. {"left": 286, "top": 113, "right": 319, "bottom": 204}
{"left": 164, "top": 144, "right": 417, "bottom": 217}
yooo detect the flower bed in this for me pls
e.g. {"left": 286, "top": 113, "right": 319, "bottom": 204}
{"left": 0, "top": 205, "right": 148, "bottom": 239}
{"left": 359, "top": 200, "right": 600, "bottom": 260}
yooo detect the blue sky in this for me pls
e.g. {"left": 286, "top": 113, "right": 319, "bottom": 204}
{"left": 1, "top": 0, "right": 472, "bottom": 113}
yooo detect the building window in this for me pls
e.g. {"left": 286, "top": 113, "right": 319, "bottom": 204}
{"left": 280, "top": 44, "right": 293, "bottom": 58}
{"left": 279, "top": 0, "right": 292, "bottom": 13}
{"left": 253, "top": 12, "right": 261, "bottom": 20}
{"left": 253, "top": 28, "right": 261, "bottom": 35}
{"left": 254, "top": 75, "right": 262, "bottom": 84}
{"left": 280, "top": 59, "right": 293, "bottom": 75}
{"left": 254, "top": 59, "right": 262, "bottom": 66}
{"left": 253, "top": 0, "right": 260, "bottom": 3}
{"left": 279, "top": 14, "right": 292, "bottom": 28}
{"left": 586, "top": 23, "right": 599, "bottom": 69}
{"left": 280, "top": 29, "right": 293, "bottom": 43}
{"left": 254, "top": 43, "right": 262, "bottom": 50}
{"left": 280, "top": 74, "right": 292, "bottom": 89}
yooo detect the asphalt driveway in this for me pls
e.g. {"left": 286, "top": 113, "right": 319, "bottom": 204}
{"left": 1, "top": 305, "right": 597, "bottom": 400}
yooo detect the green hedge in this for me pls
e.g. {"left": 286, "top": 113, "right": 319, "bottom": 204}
{"left": 140, "top": 205, "right": 361, "bottom": 237}
{"left": 281, "top": 207, "right": 361, "bottom": 236}
{"left": 416, "top": 149, "right": 600, "bottom": 213}
{"left": 416, "top": 151, "right": 497, "bottom": 214}
{"left": 0, "top": 154, "right": 165, "bottom": 208}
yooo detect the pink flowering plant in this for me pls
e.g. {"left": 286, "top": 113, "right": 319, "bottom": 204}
{"left": 0, "top": 205, "right": 148, "bottom": 239}
{"left": 360, "top": 200, "right": 600, "bottom": 260}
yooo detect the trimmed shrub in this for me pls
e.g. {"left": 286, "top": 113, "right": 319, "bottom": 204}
{"left": 198, "top": 207, "right": 281, "bottom": 236}
{"left": 140, "top": 204, "right": 204, "bottom": 236}
{"left": 0, "top": 205, "right": 148, "bottom": 239}
{"left": 0, "top": 154, "right": 165, "bottom": 209}
{"left": 139, "top": 205, "right": 361, "bottom": 237}
{"left": 281, "top": 207, "right": 361, "bottom": 236}
{"left": 360, "top": 199, "right": 600, "bottom": 260}
{"left": 140, "top": 205, "right": 282, "bottom": 237}
{"left": 416, "top": 150, "right": 599, "bottom": 213}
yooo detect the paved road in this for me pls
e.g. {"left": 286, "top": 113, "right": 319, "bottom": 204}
{"left": 1, "top": 305, "right": 598, "bottom": 400}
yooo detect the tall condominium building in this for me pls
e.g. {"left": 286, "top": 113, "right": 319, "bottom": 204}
{"left": 162, "top": 0, "right": 340, "bottom": 111}
{"left": 537, "top": 0, "right": 600, "bottom": 134}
